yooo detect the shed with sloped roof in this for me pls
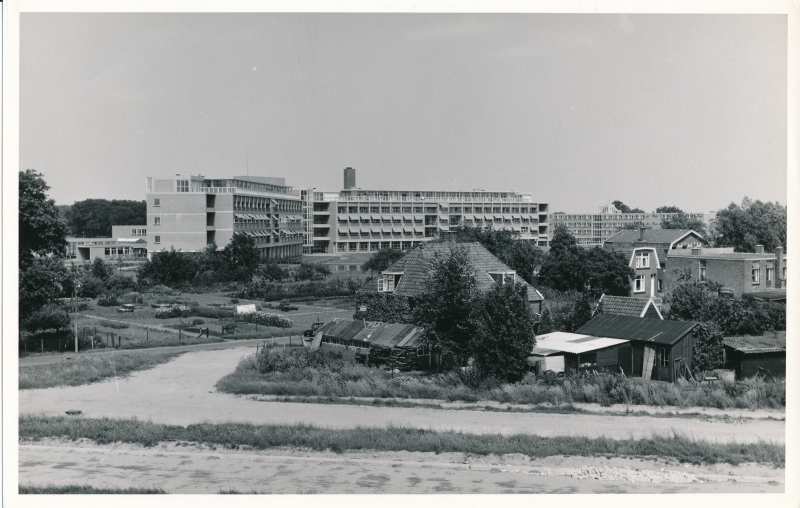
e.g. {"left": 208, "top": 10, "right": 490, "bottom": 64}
{"left": 596, "top": 295, "right": 663, "bottom": 319}
{"left": 576, "top": 314, "right": 701, "bottom": 382}
{"left": 723, "top": 331, "right": 785, "bottom": 379}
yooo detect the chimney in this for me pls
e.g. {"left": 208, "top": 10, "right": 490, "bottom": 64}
{"left": 691, "top": 248, "right": 701, "bottom": 255}
{"left": 774, "top": 246, "right": 784, "bottom": 289}
{"left": 639, "top": 227, "right": 645, "bottom": 242}
{"left": 754, "top": 245, "right": 764, "bottom": 254}
{"left": 343, "top": 167, "right": 356, "bottom": 190}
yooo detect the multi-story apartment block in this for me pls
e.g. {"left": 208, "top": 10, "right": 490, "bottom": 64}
{"left": 145, "top": 174, "right": 304, "bottom": 260}
{"left": 550, "top": 203, "right": 715, "bottom": 247}
{"left": 300, "top": 168, "right": 549, "bottom": 254}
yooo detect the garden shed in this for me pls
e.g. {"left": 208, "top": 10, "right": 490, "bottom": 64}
{"left": 528, "top": 331, "right": 630, "bottom": 375}
{"left": 310, "top": 318, "right": 432, "bottom": 370}
{"left": 576, "top": 314, "right": 701, "bottom": 382}
{"left": 723, "top": 331, "right": 786, "bottom": 380}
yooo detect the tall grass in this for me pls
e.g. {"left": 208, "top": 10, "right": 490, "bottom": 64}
{"left": 20, "top": 484, "right": 167, "bottom": 494}
{"left": 19, "top": 352, "right": 183, "bottom": 390}
{"left": 19, "top": 414, "right": 784, "bottom": 467}
{"left": 216, "top": 350, "right": 785, "bottom": 410}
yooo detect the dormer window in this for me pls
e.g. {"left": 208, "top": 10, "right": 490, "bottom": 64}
{"left": 635, "top": 251, "right": 650, "bottom": 268}
{"left": 488, "top": 271, "right": 516, "bottom": 285}
{"left": 380, "top": 272, "right": 404, "bottom": 292}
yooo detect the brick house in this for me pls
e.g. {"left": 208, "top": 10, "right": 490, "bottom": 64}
{"left": 603, "top": 228, "right": 706, "bottom": 299}
{"left": 665, "top": 245, "right": 786, "bottom": 298}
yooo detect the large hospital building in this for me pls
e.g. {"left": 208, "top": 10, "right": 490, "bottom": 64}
{"left": 299, "top": 168, "right": 550, "bottom": 254}
{"left": 145, "top": 168, "right": 549, "bottom": 258}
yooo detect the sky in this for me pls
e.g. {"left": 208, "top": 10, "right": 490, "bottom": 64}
{"left": 19, "top": 13, "right": 787, "bottom": 214}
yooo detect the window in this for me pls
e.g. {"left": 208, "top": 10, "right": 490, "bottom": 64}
{"left": 177, "top": 180, "right": 189, "bottom": 192}
{"left": 658, "top": 278, "right": 663, "bottom": 291}
{"left": 766, "top": 268, "right": 773, "bottom": 281}
{"left": 752, "top": 263, "right": 760, "bottom": 283}
{"left": 658, "top": 348, "right": 669, "bottom": 367}
{"left": 154, "top": 216, "right": 161, "bottom": 225}
{"left": 635, "top": 251, "right": 650, "bottom": 268}
{"left": 153, "top": 198, "right": 161, "bottom": 207}
{"left": 154, "top": 235, "right": 161, "bottom": 244}
{"left": 634, "top": 275, "right": 645, "bottom": 292}
{"left": 377, "top": 278, "right": 385, "bottom": 292}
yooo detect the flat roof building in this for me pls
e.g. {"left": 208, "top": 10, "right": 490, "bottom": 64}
{"left": 550, "top": 203, "right": 715, "bottom": 247}
{"left": 145, "top": 174, "right": 303, "bottom": 260}
{"left": 301, "top": 168, "right": 550, "bottom": 255}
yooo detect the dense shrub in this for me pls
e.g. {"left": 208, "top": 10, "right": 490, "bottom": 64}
{"left": 191, "top": 306, "right": 235, "bottom": 319}
{"left": 96, "top": 294, "right": 120, "bottom": 307}
{"left": 239, "top": 311, "right": 293, "bottom": 328}
{"left": 155, "top": 307, "right": 182, "bottom": 319}
{"left": 234, "top": 278, "right": 362, "bottom": 301}
{"left": 120, "top": 292, "right": 145, "bottom": 304}
{"left": 257, "top": 347, "right": 356, "bottom": 374}
{"left": 24, "top": 304, "right": 71, "bottom": 333}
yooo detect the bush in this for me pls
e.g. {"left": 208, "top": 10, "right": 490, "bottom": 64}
{"left": 96, "top": 294, "right": 120, "bottom": 307}
{"left": 239, "top": 311, "right": 293, "bottom": 329}
{"left": 191, "top": 306, "right": 234, "bottom": 319}
{"left": 25, "top": 304, "right": 71, "bottom": 333}
{"left": 257, "top": 346, "right": 356, "bottom": 374}
{"left": 155, "top": 307, "right": 182, "bottom": 319}
{"left": 120, "top": 292, "right": 145, "bottom": 305}
{"left": 230, "top": 298, "right": 240, "bottom": 304}
{"left": 192, "top": 319, "right": 205, "bottom": 325}
{"left": 77, "top": 302, "right": 90, "bottom": 311}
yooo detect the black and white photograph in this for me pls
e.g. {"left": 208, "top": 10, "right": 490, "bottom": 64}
{"left": 4, "top": 0, "right": 798, "bottom": 502}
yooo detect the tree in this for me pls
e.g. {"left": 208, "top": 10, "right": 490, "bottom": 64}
{"left": 444, "top": 226, "right": 545, "bottom": 284}
{"left": 362, "top": 248, "right": 406, "bottom": 274}
{"left": 24, "top": 303, "right": 71, "bottom": 334}
{"left": 656, "top": 206, "right": 684, "bottom": 214}
{"left": 540, "top": 226, "right": 633, "bottom": 297}
{"left": 67, "top": 199, "right": 147, "bottom": 237}
{"left": 569, "top": 292, "right": 594, "bottom": 332}
{"left": 537, "top": 307, "right": 554, "bottom": 334}
{"left": 660, "top": 214, "right": 707, "bottom": 237}
{"left": 711, "top": 197, "right": 787, "bottom": 253}
{"left": 471, "top": 282, "right": 537, "bottom": 382}
{"left": 412, "top": 245, "right": 480, "bottom": 365}
{"left": 19, "top": 170, "right": 69, "bottom": 270}
{"left": 222, "top": 233, "right": 260, "bottom": 281}
{"left": 296, "top": 262, "right": 332, "bottom": 281}
{"left": 137, "top": 248, "right": 200, "bottom": 287}
{"left": 692, "top": 323, "right": 725, "bottom": 373}
{"left": 259, "top": 263, "right": 290, "bottom": 281}
{"left": 19, "top": 256, "right": 70, "bottom": 320}
{"left": 612, "top": 200, "right": 645, "bottom": 214}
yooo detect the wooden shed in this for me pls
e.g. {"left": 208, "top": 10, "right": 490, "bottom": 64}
{"left": 576, "top": 314, "right": 701, "bottom": 382}
{"left": 723, "top": 332, "right": 786, "bottom": 380}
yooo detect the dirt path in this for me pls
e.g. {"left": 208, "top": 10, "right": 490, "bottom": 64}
{"left": 18, "top": 348, "right": 785, "bottom": 443}
{"left": 18, "top": 440, "right": 783, "bottom": 494}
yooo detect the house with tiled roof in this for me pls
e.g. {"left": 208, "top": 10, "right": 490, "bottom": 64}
{"left": 723, "top": 331, "right": 785, "bottom": 379}
{"left": 595, "top": 294, "right": 663, "bottom": 319}
{"left": 603, "top": 228, "right": 706, "bottom": 299}
{"left": 378, "top": 242, "right": 545, "bottom": 312}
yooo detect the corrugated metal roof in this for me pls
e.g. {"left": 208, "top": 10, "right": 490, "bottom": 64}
{"left": 316, "top": 319, "right": 426, "bottom": 349}
{"left": 724, "top": 331, "right": 786, "bottom": 354}
{"left": 534, "top": 331, "right": 629, "bottom": 354}
{"left": 576, "top": 314, "right": 699, "bottom": 345}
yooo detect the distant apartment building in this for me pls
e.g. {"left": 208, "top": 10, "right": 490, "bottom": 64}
{"left": 550, "top": 203, "right": 715, "bottom": 247}
{"left": 300, "top": 168, "right": 550, "bottom": 254}
{"left": 145, "top": 174, "right": 304, "bottom": 260}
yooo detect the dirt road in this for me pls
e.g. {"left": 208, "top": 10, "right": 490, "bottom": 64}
{"left": 18, "top": 347, "right": 785, "bottom": 444}
{"left": 18, "top": 439, "right": 783, "bottom": 494}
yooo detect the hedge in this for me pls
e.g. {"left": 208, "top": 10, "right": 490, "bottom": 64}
{"left": 238, "top": 311, "right": 293, "bottom": 329}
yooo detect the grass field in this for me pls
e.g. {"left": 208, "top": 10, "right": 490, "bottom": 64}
{"left": 20, "top": 484, "right": 166, "bottom": 494}
{"left": 217, "top": 352, "right": 786, "bottom": 410}
{"left": 19, "top": 351, "right": 183, "bottom": 389}
{"left": 19, "top": 415, "right": 784, "bottom": 467}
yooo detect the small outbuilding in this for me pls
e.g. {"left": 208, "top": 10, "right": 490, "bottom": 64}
{"left": 723, "top": 331, "right": 786, "bottom": 380}
{"left": 576, "top": 314, "right": 701, "bottom": 382}
{"left": 595, "top": 294, "right": 663, "bottom": 319}
{"left": 528, "top": 331, "right": 630, "bottom": 375}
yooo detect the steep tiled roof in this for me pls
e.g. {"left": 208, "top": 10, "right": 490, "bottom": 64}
{"left": 597, "top": 295, "right": 662, "bottom": 319}
{"left": 724, "top": 331, "right": 786, "bottom": 354}
{"left": 604, "top": 229, "right": 701, "bottom": 245}
{"left": 668, "top": 250, "right": 782, "bottom": 260}
{"left": 576, "top": 314, "right": 699, "bottom": 345}
{"left": 384, "top": 242, "right": 544, "bottom": 302}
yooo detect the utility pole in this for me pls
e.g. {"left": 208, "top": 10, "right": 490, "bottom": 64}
{"left": 73, "top": 281, "right": 81, "bottom": 353}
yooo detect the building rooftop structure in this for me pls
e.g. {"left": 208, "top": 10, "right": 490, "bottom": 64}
{"left": 723, "top": 331, "right": 786, "bottom": 355}
{"left": 381, "top": 242, "right": 544, "bottom": 303}
{"left": 596, "top": 295, "right": 663, "bottom": 319}
{"left": 532, "top": 332, "right": 629, "bottom": 355}
{"left": 576, "top": 314, "right": 699, "bottom": 346}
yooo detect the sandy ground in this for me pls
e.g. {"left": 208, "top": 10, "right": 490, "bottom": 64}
{"left": 18, "top": 347, "right": 785, "bottom": 443}
{"left": 19, "top": 439, "right": 783, "bottom": 494}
